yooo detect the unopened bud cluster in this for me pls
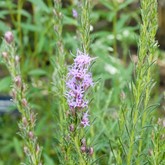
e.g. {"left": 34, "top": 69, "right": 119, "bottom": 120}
{"left": 80, "top": 138, "right": 94, "bottom": 156}
{"left": 1, "top": 31, "right": 42, "bottom": 164}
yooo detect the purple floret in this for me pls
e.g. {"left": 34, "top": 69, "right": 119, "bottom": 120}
{"left": 81, "top": 112, "right": 90, "bottom": 127}
{"left": 72, "top": 9, "right": 78, "bottom": 18}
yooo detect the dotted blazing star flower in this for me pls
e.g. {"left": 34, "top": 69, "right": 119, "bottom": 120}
{"left": 66, "top": 50, "right": 94, "bottom": 127}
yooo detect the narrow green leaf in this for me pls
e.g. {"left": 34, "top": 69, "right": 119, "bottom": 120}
{"left": 0, "top": 76, "right": 11, "bottom": 92}
{"left": 28, "top": 69, "right": 47, "bottom": 76}
{"left": 13, "top": 137, "right": 23, "bottom": 158}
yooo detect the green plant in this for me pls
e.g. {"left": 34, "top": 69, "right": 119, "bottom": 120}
{"left": 0, "top": 0, "right": 163, "bottom": 164}
{"left": 116, "top": 0, "right": 158, "bottom": 164}
{"left": 1, "top": 32, "right": 42, "bottom": 165}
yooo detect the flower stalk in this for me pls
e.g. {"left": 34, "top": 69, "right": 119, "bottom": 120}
{"left": 126, "top": 0, "right": 158, "bottom": 164}
{"left": 52, "top": 0, "right": 69, "bottom": 163}
{"left": 65, "top": 50, "right": 94, "bottom": 164}
{"left": 52, "top": 0, "right": 94, "bottom": 164}
{"left": 79, "top": 0, "right": 91, "bottom": 53}
{"left": 1, "top": 31, "right": 42, "bottom": 165}
{"left": 52, "top": 0, "right": 67, "bottom": 140}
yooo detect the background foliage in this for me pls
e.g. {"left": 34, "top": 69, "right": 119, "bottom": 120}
{"left": 0, "top": 0, "right": 164, "bottom": 164}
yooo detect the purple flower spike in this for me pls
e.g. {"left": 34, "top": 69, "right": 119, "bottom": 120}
{"left": 66, "top": 50, "right": 94, "bottom": 126}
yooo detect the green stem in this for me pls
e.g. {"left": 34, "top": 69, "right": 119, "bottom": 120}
{"left": 17, "top": 0, "right": 24, "bottom": 51}
{"left": 127, "top": 0, "right": 158, "bottom": 164}
{"left": 74, "top": 135, "right": 87, "bottom": 165}
{"left": 113, "top": 9, "right": 117, "bottom": 57}
{"left": 80, "top": 0, "right": 91, "bottom": 53}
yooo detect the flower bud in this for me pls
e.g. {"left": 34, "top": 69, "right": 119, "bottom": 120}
{"left": 36, "top": 144, "right": 40, "bottom": 155}
{"left": 4, "top": 31, "right": 14, "bottom": 44}
{"left": 22, "top": 117, "right": 28, "bottom": 126}
{"left": 80, "top": 146, "right": 86, "bottom": 153}
{"left": 22, "top": 98, "right": 28, "bottom": 107}
{"left": 11, "top": 89, "right": 16, "bottom": 99}
{"left": 81, "top": 138, "right": 86, "bottom": 146}
{"left": 89, "top": 147, "right": 94, "bottom": 156}
{"left": 28, "top": 131, "right": 34, "bottom": 139}
{"left": 14, "top": 76, "right": 21, "bottom": 88}
{"left": 30, "top": 112, "right": 35, "bottom": 124}
{"left": 2, "top": 52, "right": 8, "bottom": 60}
{"left": 69, "top": 124, "right": 74, "bottom": 132}
{"left": 70, "top": 108, "right": 75, "bottom": 116}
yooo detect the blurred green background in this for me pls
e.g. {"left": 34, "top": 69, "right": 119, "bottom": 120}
{"left": 0, "top": 0, "right": 164, "bottom": 164}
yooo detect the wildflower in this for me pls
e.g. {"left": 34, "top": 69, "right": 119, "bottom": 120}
{"left": 89, "top": 147, "right": 94, "bottom": 156}
{"left": 4, "top": 31, "right": 14, "bottom": 44}
{"left": 14, "top": 75, "right": 22, "bottom": 88}
{"left": 66, "top": 50, "right": 94, "bottom": 114}
{"left": 66, "top": 50, "right": 94, "bottom": 157}
{"left": 81, "top": 112, "right": 90, "bottom": 127}
{"left": 72, "top": 9, "right": 78, "bottom": 18}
